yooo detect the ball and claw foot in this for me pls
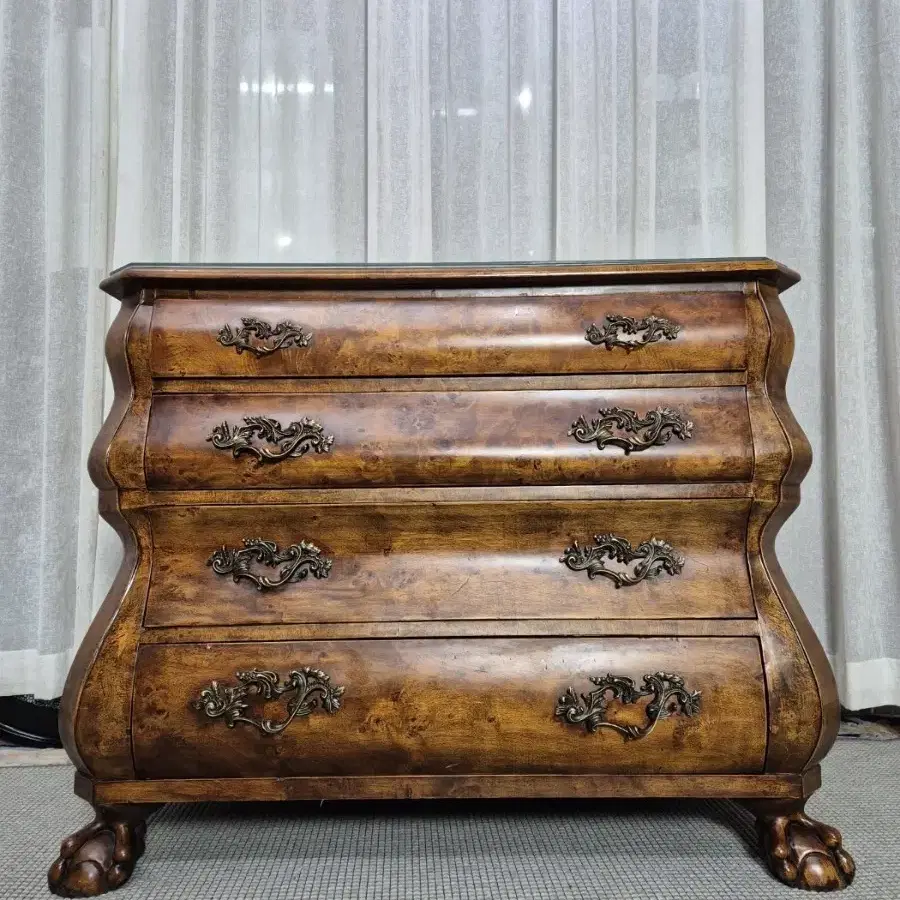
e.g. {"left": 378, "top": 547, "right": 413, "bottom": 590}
{"left": 47, "top": 806, "right": 149, "bottom": 897}
{"left": 757, "top": 810, "right": 855, "bottom": 891}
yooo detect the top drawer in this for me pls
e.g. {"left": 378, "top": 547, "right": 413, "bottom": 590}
{"left": 149, "top": 289, "right": 748, "bottom": 378}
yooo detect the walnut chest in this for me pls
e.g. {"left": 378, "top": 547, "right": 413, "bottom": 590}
{"left": 50, "top": 260, "right": 855, "bottom": 895}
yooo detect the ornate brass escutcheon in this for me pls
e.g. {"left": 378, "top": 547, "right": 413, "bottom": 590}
{"left": 193, "top": 668, "right": 344, "bottom": 734}
{"left": 208, "top": 538, "right": 333, "bottom": 591}
{"left": 207, "top": 415, "right": 334, "bottom": 461}
{"left": 217, "top": 316, "right": 312, "bottom": 356}
{"left": 560, "top": 534, "right": 684, "bottom": 587}
{"left": 555, "top": 672, "right": 700, "bottom": 739}
{"left": 585, "top": 314, "right": 681, "bottom": 350}
{"left": 568, "top": 406, "right": 693, "bottom": 453}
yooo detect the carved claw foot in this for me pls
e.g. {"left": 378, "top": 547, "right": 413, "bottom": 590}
{"left": 756, "top": 810, "right": 855, "bottom": 891}
{"left": 48, "top": 806, "right": 150, "bottom": 897}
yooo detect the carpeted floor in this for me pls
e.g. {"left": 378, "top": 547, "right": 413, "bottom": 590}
{"left": 1, "top": 739, "right": 896, "bottom": 900}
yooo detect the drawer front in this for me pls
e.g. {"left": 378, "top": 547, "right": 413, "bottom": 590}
{"left": 149, "top": 290, "right": 748, "bottom": 377}
{"left": 131, "top": 638, "right": 767, "bottom": 778}
{"left": 144, "top": 500, "right": 754, "bottom": 626}
{"left": 145, "top": 387, "right": 752, "bottom": 489}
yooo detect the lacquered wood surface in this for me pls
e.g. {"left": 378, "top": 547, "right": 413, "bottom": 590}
{"left": 746, "top": 283, "right": 833, "bottom": 774}
{"left": 100, "top": 257, "right": 801, "bottom": 298}
{"left": 153, "top": 372, "right": 748, "bottom": 393}
{"left": 149, "top": 290, "right": 749, "bottom": 377}
{"left": 54, "top": 262, "right": 863, "bottom": 899}
{"left": 144, "top": 387, "right": 753, "bottom": 489}
{"left": 143, "top": 499, "right": 754, "bottom": 626}
{"left": 122, "top": 483, "right": 754, "bottom": 508}
{"left": 62, "top": 299, "right": 153, "bottom": 781}
{"left": 131, "top": 638, "right": 768, "bottom": 779}
{"left": 84, "top": 772, "right": 816, "bottom": 805}
{"left": 140, "top": 619, "right": 760, "bottom": 644}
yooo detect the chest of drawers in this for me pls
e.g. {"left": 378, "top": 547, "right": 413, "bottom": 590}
{"left": 49, "top": 260, "right": 854, "bottom": 895}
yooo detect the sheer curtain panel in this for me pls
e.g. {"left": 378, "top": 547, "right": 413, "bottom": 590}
{"left": 0, "top": 1, "right": 114, "bottom": 697}
{"left": 1, "top": 0, "right": 897, "bottom": 707}
{"left": 111, "top": 0, "right": 765, "bottom": 264}
{"left": 766, "top": 0, "right": 900, "bottom": 710}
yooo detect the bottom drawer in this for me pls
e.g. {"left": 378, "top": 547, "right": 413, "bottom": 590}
{"left": 132, "top": 638, "right": 766, "bottom": 779}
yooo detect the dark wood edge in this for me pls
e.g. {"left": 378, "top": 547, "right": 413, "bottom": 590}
{"left": 151, "top": 372, "right": 749, "bottom": 392}
{"left": 757, "top": 284, "right": 837, "bottom": 770}
{"left": 100, "top": 259, "right": 800, "bottom": 299}
{"left": 101, "top": 299, "right": 153, "bottom": 490}
{"left": 61, "top": 292, "right": 144, "bottom": 773}
{"left": 119, "top": 485, "right": 754, "bottom": 509}
{"left": 86, "top": 298, "right": 140, "bottom": 489}
{"left": 744, "top": 284, "right": 823, "bottom": 774}
{"left": 138, "top": 619, "right": 760, "bottom": 643}
{"left": 59, "top": 498, "right": 144, "bottom": 778}
{"left": 802, "top": 765, "right": 822, "bottom": 796}
{"left": 77, "top": 772, "right": 813, "bottom": 805}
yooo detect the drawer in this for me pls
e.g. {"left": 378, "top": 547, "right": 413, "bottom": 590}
{"left": 143, "top": 500, "right": 754, "bottom": 626}
{"left": 148, "top": 290, "right": 749, "bottom": 377}
{"left": 131, "top": 638, "right": 767, "bottom": 778}
{"left": 144, "top": 387, "right": 753, "bottom": 489}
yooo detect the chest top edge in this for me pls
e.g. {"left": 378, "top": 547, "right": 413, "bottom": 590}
{"left": 100, "top": 258, "right": 799, "bottom": 300}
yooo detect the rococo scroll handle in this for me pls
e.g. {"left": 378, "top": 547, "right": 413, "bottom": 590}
{"left": 217, "top": 316, "right": 312, "bottom": 356}
{"left": 560, "top": 534, "right": 684, "bottom": 587}
{"left": 568, "top": 406, "right": 693, "bottom": 454}
{"left": 208, "top": 538, "right": 333, "bottom": 591}
{"left": 585, "top": 314, "right": 681, "bottom": 350}
{"left": 193, "top": 667, "right": 344, "bottom": 735}
{"left": 555, "top": 672, "right": 700, "bottom": 739}
{"left": 207, "top": 415, "right": 334, "bottom": 461}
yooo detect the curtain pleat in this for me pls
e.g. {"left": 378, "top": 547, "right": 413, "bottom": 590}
{"left": 766, "top": 0, "right": 900, "bottom": 710}
{"left": 0, "top": 0, "right": 896, "bottom": 706}
{"left": 0, "top": 1, "right": 113, "bottom": 697}
{"left": 113, "top": 0, "right": 767, "bottom": 265}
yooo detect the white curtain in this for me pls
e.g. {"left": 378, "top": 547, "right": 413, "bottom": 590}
{"left": 0, "top": 1, "right": 114, "bottom": 697}
{"left": 113, "top": 0, "right": 767, "bottom": 263}
{"left": 765, "top": 0, "right": 900, "bottom": 710}
{"left": 1, "top": 1, "right": 897, "bottom": 709}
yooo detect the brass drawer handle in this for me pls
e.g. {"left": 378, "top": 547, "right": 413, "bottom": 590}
{"left": 555, "top": 672, "right": 700, "bottom": 739}
{"left": 208, "top": 538, "right": 333, "bottom": 590}
{"left": 193, "top": 667, "right": 344, "bottom": 734}
{"left": 208, "top": 415, "right": 334, "bottom": 461}
{"left": 585, "top": 314, "right": 680, "bottom": 350}
{"left": 569, "top": 406, "right": 693, "bottom": 453}
{"left": 560, "top": 534, "right": 684, "bottom": 587}
{"left": 217, "top": 317, "right": 312, "bottom": 356}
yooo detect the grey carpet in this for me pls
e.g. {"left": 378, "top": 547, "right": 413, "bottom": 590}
{"left": 1, "top": 740, "right": 896, "bottom": 900}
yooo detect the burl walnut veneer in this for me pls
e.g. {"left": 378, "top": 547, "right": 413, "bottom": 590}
{"left": 49, "top": 260, "right": 854, "bottom": 895}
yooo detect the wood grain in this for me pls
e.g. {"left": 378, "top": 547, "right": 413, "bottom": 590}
{"left": 140, "top": 619, "right": 760, "bottom": 644}
{"left": 86, "top": 297, "right": 141, "bottom": 490}
{"left": 748, "top": 284, "right": 837, "bottom": 773}
{"left": 143, "top": 499, "right": 755, "bottom": 626}
{"left": 148, "top": 290, "right": 749, "bottom": 377}
{"left": 153, "top": 372, "right": 749, "bottom": 393}
{"left": 144, "top": 387, "right": 753, "bottom": 489}
{"left": 131, "top": 637, "right": 767, "bottom": 779}
{"left": 743, "top": 283, "right": 822, "bottom": 774}
{"left": 53, "top": 261, "right": 858, "bottom": 895}
{"left": 61, "top": 292, "right": 156, "bottom": 780}
{"left": 120, "top": 482, "right": 754, "bottom": 509}
{"left": 100, "top": 257, "right": 800, "bottom": 298}
{"left": 100, "top": 300, "right": 153, "bottom": 490}
{"left": 82, "top": 771, "right": 815, "bottom": 805}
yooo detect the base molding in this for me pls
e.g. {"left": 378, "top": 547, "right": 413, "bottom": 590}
{"left": 77, "top": 768, "right": 821, "bottom": 805}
